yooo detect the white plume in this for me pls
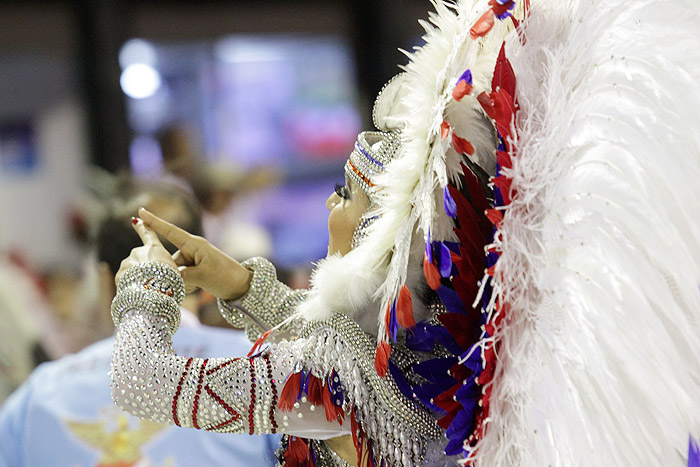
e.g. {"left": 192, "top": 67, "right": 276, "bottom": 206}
{"left": 471, "top": 0, "right": 700, "bottom": 465}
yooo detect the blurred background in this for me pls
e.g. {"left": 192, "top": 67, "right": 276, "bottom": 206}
{"left": 0, "top": 0, "right": 427, "bottom": 401}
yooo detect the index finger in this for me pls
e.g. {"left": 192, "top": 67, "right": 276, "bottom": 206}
{"left": 138, "top": 207, "right": 194, "bottom": 251}
{"left": 132, "top": 216, "right": 164, "bottom": 247}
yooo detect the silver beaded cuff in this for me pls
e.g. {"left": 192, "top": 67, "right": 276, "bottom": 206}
{"left": 117, "top": 261, "right": 185, "bottom": 304}
{"left": 217, "top": 257, "right": 306, "bottom": 341}
{"left": 111, "top": 262, "right": 185, "bottom": 335}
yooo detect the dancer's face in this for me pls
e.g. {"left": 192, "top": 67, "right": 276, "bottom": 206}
{"left": 326, "top": 178, "right": 370, "bottom": 256}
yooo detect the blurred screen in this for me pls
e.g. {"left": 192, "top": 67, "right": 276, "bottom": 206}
{"left": 121, "top": 35, "right": 361, "bottom": 267}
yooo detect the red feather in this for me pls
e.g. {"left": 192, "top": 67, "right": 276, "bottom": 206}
{"left": 284, "top": 436, "right": 313, "bottom": 467}
{"left": 491, "top": 43, "right": 516, "bottom": 99}
{"left": 278, "top": 372, "right": 302, "bottom": 412}
{"left": 491, "top": 88, "right": 516, "bottom": 141}
{"left": 496, "top": 149, "right": 512, "bottom": 169}
{"left": 433, "top": 381, "right": 461, "bottom": 413}
{"left": 452, "top": 79, "right": 473, "bottom": 101}
{"left": 440, "top": 120, "right": 451, "bottom": 140}
{"left": 307, "top": 374, "right": 323, "bottom": 406}
{"left": 321, "top": 384, "right": 338, "bottom": 423}
{"left": 423, "top": 253, "right": 441, "bottom": 290}
{"left": 452, "top": 133, "right": 475, "bottom": 156}
{"left": 374, "top": 341, "right": 391, "bottom": 377}
{"left": 396, "top": 285, "right": 415, "bottom": 328}
{"left": 383, "top": 300, "right": 391, "bottom": 338}
{"left": 350, "top": 408, "right": 360, "bottom": 448}
{"left": 470, "top": 9, "right": 495, "bottom": 40}
{"left": 448, "top": 185, "right": 489, "bottom": 264}
{"left": 486, "top": 208, "right": 504, "bottom": 226}
{"left": 461, "top": 162, "right": 490, "bottom": 214}
{"left": 491, "top": 175, "right": 512, "bottom": 205}
{"left": 438, "top": 312, "right": 482, "bottom": 350}
{"left": 477, "top": 92, "right": 496, "bottom": 119}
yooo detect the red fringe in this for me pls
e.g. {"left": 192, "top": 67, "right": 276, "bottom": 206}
{"left": 470, "top": 9, "right": 495, "bottom": 40}
{"left": 247, "top": 328, "right": 272, "bottom": 357}
{"left": 374, "top": 341, "right": 391, "bottom": 377}
{"left": 278, "top": 372, "right": 302, "bottom": 412}
{"left": 396, "top": 284, "right": 415, "bottom": 328}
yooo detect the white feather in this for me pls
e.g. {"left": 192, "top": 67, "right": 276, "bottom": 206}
{"left": 471, "top": 0, "right": 700, "bottom": 465}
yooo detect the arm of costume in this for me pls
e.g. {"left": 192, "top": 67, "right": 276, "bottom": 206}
{"left": 110, "top": 262, "right": 347, "bottom": 439}
{"left": 217, "top": 257, "right": 306, "bottom": 342}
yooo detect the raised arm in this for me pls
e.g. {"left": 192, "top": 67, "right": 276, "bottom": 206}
{"left": 217, "top": 257, "right": 306, "bottom": 342}
{"left": 109, "top": 218, "right": 346, "bottom": 438}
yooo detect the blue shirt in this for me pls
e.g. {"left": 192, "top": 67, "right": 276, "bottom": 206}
{"left": 0, "top": 323, "right": 280, "bottom": 467}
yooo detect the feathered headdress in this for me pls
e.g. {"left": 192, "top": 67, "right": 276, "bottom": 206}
{"left": 299, "top": 0, "right": 700, "bottom": 464}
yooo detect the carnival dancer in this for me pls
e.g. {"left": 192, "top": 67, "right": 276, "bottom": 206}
{"left": 110, "top": 0, "right": 700, "bottom": 465}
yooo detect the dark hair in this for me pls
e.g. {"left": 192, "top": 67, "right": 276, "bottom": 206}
{"left": 95, "top": 179, "right": 203, "bottom": 276}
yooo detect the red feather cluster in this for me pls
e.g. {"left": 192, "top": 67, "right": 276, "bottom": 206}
{"left": 284, "top": 436, "right": 314, "bottom": 467}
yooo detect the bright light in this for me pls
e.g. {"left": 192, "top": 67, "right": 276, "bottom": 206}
{"left": 120, "top": 64, "right": 162, "bottom": 99}
{"left": 214, "top": 38, "right": 284, "bottom": 63}
{"left": 119, "top": 39, "right": 157, "bottom": 68}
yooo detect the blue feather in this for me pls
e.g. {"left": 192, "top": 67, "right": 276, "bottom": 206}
{"left": 436, "top": 285, "right": 466, "bottom": 315}
{"left": 388, "top": 360, "right": 414, "bottom": 401}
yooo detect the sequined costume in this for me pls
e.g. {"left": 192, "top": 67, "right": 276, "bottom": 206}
{"left": 111, "top": 261, "right": 447, "bottom": 466}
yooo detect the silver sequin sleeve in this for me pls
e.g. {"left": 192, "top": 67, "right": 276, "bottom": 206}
{"left": 217, "top": 257, "right": 306, "bottom": 342}
{"left": 110, "top": 262, "right": 348, "bottom": 438}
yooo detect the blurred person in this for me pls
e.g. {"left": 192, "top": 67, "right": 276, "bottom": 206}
{"left": 0, "top": 178, "right": 279, "bottom": 466}
{"left": 158, "top": 124, "right": 279, "bottom": 262}
{"left": 0, "top": 254, "right": 47, "bottom": 404}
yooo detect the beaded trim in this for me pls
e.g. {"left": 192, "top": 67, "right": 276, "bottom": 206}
{"left": 217, "top": 257, "right": 306, "bottom": 341}
{"left": 351, "top": 210, "right": 379, "bottom": 250}
{"left": 111, "top": 288, "right": 182, "bottom": 335}
{"left": 264, "top": 355, "right": 279, "bottom": 432}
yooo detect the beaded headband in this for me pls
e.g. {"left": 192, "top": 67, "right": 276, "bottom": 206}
{"left": 344, "top": 130, "right": 402, "bottom": 203}
{"left": 345, "top": 130, "right": 403, "bottom": 250}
